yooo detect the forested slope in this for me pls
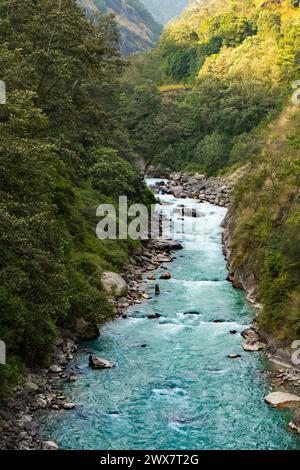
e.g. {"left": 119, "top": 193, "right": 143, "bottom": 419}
{"left": 0, "top": 0, "right": 153, "bottom": 395}
{"left": 120, "top": 0, "right": 300, "bottom": 341}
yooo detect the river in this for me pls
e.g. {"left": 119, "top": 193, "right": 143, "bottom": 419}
{"left": 43, "top": 179, "right": 300, "bottom": 450}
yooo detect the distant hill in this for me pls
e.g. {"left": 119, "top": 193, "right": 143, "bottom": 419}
{"left": 141, "top": 0, "right": 190, "bottom": 24}
{"left": 79, "top": 0, "right": 162, "bottom": 55}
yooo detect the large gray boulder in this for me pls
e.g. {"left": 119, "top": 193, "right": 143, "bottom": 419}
{"left": 170, "top": 185, "right": 184, "bottom": 197}
{"left": 264, "top": 392, "right": 300, "bottom": 408}
{"left": 74, "top": 317, "right": 100, "bottom": 340}
{"left": 42, "top": 440, "right": 59, "bottom": 450}
{"left": 101, "top": 271, "right": 128, "bottom": 297}
{"left": 155, "top": 239, "right": 183, "bottom": 252}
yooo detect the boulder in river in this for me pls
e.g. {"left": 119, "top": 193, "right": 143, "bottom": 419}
{"left": 89, "top": 355, "right": 115, "bottom": 370}
{"left": 42, "top": 440, "right": 59, "bottom": 451}
{"left": 101, "top": 271, "right": 128, "bottom": 297}
{"left": 155, "top": 240, "right": 183, "bottom": 252}
{"left": 289, "top": 419, "right": 300, "bottom": 434}
{"left": 160, "top": 272, "right": 172, "bottom": 280}
{"left": 174, "top": 207, "right": 205, "bottom": 218}
{"left": 183, "top": 311, "right": 201, "bottom": 316}
{"left": 264, "top": 392, "right": 300, "bottom": 408}
{"left": 170, "top": 186, "right": 184, "bottom": 197}
{"left": 228, "top": 354, "right": 242, "bottom": 359}
{"left": 147, "top": 275, "right": 156, "bottom": 281}
{"left": 147, "top": 313, "right": 161, "bottom": 320}
{"left": 63, "top": 403, "right": 76, "bottom": 410}
{"left": 241, "top": 327, "right": 260, "bottom": 341}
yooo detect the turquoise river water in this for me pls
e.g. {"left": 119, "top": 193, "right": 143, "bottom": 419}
{"left": 44, "top": 179, "right": 300, "bottom": 450}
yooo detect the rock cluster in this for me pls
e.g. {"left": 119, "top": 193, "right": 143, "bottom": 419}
{"left": 0, "top": 334, "right": 78, "bottom": 450}
{"left": 150, "top": 172, "right": 231, "bottom": 207}
{"left": 0, "top": 234, "right": 183, "bottom": 450}
{"left": 114, "top": 240, "right": 182, "bottom": 316}
{"left": 271, "top": 368, "right": 300, "bottom": 388}
{"left": 241, "top": 327, "right": 266, "bottom": 352}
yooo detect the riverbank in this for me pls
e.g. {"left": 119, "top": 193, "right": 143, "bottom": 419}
{"left": 0, "top": 173, "right": 231, "bottom": 450}
{"left": 153, "top": 173, "right": 300, "bottom": 438}
{"left": 0, "top": 236, "right": 183, "bottom": 450}
{"left": 41, "top": 178, "right": 300, "bottom": 450}
{"left": 2, "top": 172, "right": 299, "bottom": 449}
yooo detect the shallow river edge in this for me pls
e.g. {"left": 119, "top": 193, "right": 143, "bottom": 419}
{"left": 1, "top": 172, "right": 300, "bottom": 449}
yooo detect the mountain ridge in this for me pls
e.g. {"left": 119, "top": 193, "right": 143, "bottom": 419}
{"left": 79, "top": 0, "right": 162, "bottom": 54}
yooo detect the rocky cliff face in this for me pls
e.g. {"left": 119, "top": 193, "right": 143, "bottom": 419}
{"left": 221, "top": 206, "right": 261, "bottom": 307}
{"left": 79, "top": 0, "right": 162, "bottom": 54}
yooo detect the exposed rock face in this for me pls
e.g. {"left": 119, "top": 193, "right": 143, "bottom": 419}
{"left": 264, "top": 392, "right": 300, "bottom": 408}
{"left": 160, "top": 271, "right": 172, "bottom": 280}
{"left": 101, "top": 271, "right": 128, "bottom": 297}
{"left": 228, "top": 354, "right": 241, "bottom": 359}
{"left": 63, "top": 403, "right": 76, "bottom": 410}
{"left": 79, "top": 0, "right": 162, "bottom": 55}
{"left": 74, "top": 317, "right": 100, "bottom": 340}
{"left": 289, "top": 418, "right": 300, "bottom": 435}
{"left": 222, "top": 206, "right": 260, "bottom": 306}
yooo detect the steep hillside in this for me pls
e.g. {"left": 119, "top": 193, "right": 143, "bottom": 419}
{"left": 120, "top": 0, "right": 300, "bottom": 341}
{"left": 80, "top": 0, "right": 162, "bottom": 54}
{"left": 224, "top": 103, "right": 300, "bottom": 341}
{"left": 141, "top": 0, "right": 189, "bottom": 24}
{"left": 0, "top": 0, "right": 154, "bottom": 396}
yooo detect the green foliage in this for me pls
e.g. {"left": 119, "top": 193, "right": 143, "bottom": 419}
{"left": 193, "top": 132, "right": 228, "bottom": 176}
{"left": 231, "top": 106, "right": 300, "bottom": 340}
{"left": 0, "top": 0, "right": 147, "bottom": 395}
{"left": 121, "top": 0, "right": 299, "bottom": 174}
{"left": 257, "top": 11, "right": 281, "bottom": 37}
{"left": 120, "top": 0, "right": 300, "bottom": 343}
{"left": 89, "top": 147, "right": 144, "bottom": 198}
